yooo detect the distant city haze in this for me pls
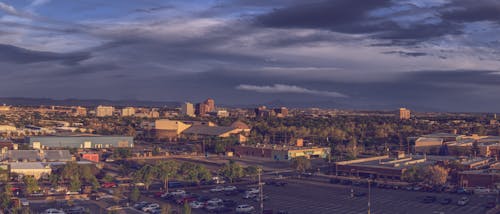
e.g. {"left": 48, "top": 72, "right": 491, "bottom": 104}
{"left": 1, "top": 0, "right": 500, "bottom": 112}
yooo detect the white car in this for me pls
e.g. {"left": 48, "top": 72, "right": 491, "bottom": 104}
{"left": 224, "top": 186, "right": 237, "bottom": 191}
{"left": 207, "top": 198, "right": 223, "bottom": 204}
{"left": 189, "top": 201, "right": 204, "bottom": 209}
{"left": 474, "top": 187, "right": 491, "bottom": 194}
{"left": 246, "top": 188, "right": 259, "bottom": 194}
{"left": 210, "top": 186, "right": 225, "bottom": 192}
{"left": 169, "top": 189, "right": 186, "bottom": 196}
{"left": 457, "top": 197, "right": 469, "bottom": 206}
{"left": 42, "top": 209, "right": 66, "bottom": 214}
{"left": 236, "top": 204, "right": 255, "bottom": 213}
{"left": 142, "top": 203, "right": 160, "bottom": 212}
{"left": 243, "top": 193, "right": 256, "bottom": 199}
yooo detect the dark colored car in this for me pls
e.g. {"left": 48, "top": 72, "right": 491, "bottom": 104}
{"left": 329, "top": 178, "right": 340, "bottom": 184}
{"left": 354, "top": 192, "right": 366, "bottom": 197}
{"left": 223, "top": 199, "right": 237, "bottom": 207}
{"left": 440, "top": 198, "right": 452, "bottom": 205}
{"left": 340, "top": 180, "right": 352, "bottom": 185}
{"left": 486, "top": 201, "right": 496, "bottom": 208}
{"left": 422, "top": 196, "right": 436, "bottom": 204}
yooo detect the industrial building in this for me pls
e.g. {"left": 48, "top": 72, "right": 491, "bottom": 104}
{"left": 26, "top": 136, "right": 134, "bottom": 149}
{"left": 231, "top": 144, "right": 330, "bottom": 161}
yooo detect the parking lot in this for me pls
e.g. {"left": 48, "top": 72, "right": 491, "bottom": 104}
{"left": 144, "top": 178, "right": 497, "bottom": 214}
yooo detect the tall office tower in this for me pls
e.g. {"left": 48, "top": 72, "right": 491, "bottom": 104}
{"left": 399, "top": 108, "right": 411, "bottom": 120}
{"left": 204, "top": 98, "right": 215, "bottom": 112}
{"left": 181, "top": 102, "right": 195, "bottom": 117}
{"left": 196, "top": 103, "right": 209, "bottom": 116}
{"left": 96, "top": 105, "right": 115, "bottom": 117}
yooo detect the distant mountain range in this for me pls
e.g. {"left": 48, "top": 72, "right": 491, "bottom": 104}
{"left": 0, "top": 97, "right": 180, "bottom": 108}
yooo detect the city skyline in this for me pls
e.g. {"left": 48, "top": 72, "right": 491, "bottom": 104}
{"left": 1, "top": 1, "right": 500, "bottom": 112}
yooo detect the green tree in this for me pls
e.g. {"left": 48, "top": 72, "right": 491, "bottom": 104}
{"left": 291, "top": 157, "right": 311, "bottom": 174}
{"left": 0, "top": 184, "right": 12, "bottom": 209}
{"left": 156, "top": 160, "right": 179, "bottom": 192}
{"left": 180, "top": 162, "right": 211, "bottom": 184}
{"left": 244, "top": 165, "right": 259, "bottom": 181}
{"left": 129, "top": 187, "right": 141, "bottom": 202}
{"left": 70, "top": 175, "right": 82, "bottom": 192}
{"left": 219, "top": 160, "right": 244, "bottom": 183}
{"left": 402, "top": 166, "right": 424, "bottom": 183}
{"left": 49, "top": 173, "right": 60, "bottom": 188}
{"left": 24, "top": 176, "right": 40, "bottom": 194}
{"left": 134, "top": 165, "right": 156, "bottom": 190}
{"left": 423, "top": 165, "right": 448, "bottom": 186}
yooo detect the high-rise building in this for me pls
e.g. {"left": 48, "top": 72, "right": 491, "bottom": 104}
{"left": 275, "top": 107, "right": 289, "bottom": 118}
{"left": 195, "top": 103, "right": 209, "bottom": 116}
{"left": 96, "top": 105, "right": 114, "bottom": 117}
{"left": 399, "top": 108, "right": 411, "bottom": 120}
{"left": 121, "top": 107, "right": 135, "bottom": 117}
{"left": 204, "top": 98, "right": 215, "bottom": 112}
{"left": 181, "top": 102, "right": 195, "bottom": 117}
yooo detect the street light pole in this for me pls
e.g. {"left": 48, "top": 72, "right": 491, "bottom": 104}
{"left": 258, "top": 168, "right": 263, "bottom": 214}
{"left": 368, "top": 179, "right": 371, "bottom": 214}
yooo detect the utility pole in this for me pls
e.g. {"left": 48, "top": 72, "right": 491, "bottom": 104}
{"left": 258, "top": 168, "right": 263, "bottom": 214}
{"left": 368, "top": 179, "right": 371, "bottom": 214}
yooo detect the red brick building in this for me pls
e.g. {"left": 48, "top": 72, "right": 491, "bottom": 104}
{"left": 81, "top": 153, "right": 99, "bottom": 162}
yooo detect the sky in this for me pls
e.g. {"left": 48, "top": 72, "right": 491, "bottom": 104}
{"left": 1, "top": 0, "right": 500, "bottom": 112}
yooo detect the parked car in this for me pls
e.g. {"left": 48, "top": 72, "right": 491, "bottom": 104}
{"left": 301, "top": 172, "right": 313, "bottom": 177}
{"left": 440, "top": 198, "right": 452, "bottom": 205}
{"left": 211, "top": 206, "right": 233, "bottom": 213}
{"left": 457, "top": 197, "right": 469, "bottom": 206}
{"left": 485, "top": 201, "right": 496, "bottom": 209}
{"left": 253, "top": 195, "right": 270, "bottom": 202}
{"left": 189, "top": 201, "right": 204, "bottom": 209}
{"left": 176, "top": 195, "right": 197, "bottom": 205}
{"left": 42, "top": 209, "right": 66, "bottom": 214}
{"left": 422, "top": 196, "right": 436, "bottom": 203}
{"left": 474, "top": 187, "right": 491, "bottom": 194}
{"left": 329, "top": 178, "right": 340, "bottom": 184}
{"left": 246, "top": 188, "right": 259, "bottom": 194}
{"left": 169, "top": 189, "right": 186, "bottom": 196}
{"left": 207, "top": 198, "right": 223, "bottom": 204}
{"left": 243, "top": 193, "right": 256, "bottom": 199}
{"left": 142, "top": 203, "right": 160, "bottom": 212}
{"left": 102, "top": 182, "right": 117, "bottom": 188}
{"left": 224, "top": 190, "right": 239, "bottom": 196}
{"left": 236, "top": 204, "right": 255, "bottom": 213}
{"left": 210, "top": 186, "right": 225, "bottom": 192}
{"left": 133, "top": 201, "right": 149, "bottom": 210}
{"left": 204, "top": 203, "right": 220, "bottom": 212}
{"left": 457, "top": 187, "right": 472, "bottom": 195}
{"left": 354, "top": 192, "right": 366, "bottom": 197}
{"left": 223, "top": 186, "right": 237, "bottom": 191}
{"left": 223, "top": 199, "right": 237, "bottom": 207}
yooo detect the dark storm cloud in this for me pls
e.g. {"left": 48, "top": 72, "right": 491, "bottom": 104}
{"left": 254, "top": 0, "right": 493, "bottom": 44}
{"left": 399, "top": 70, "right": 500, "bottom": 86}
{"left": 255, "top": 0, "right": 393, "bottom": 33}
{"left": 0, "top": 44, "right": 91, "bottom": 65}
{"left": 441, "top": 0, "right": 500, "bottom": 23}
{"left": 382, "top": 51, "right": 428, "bottom": 57}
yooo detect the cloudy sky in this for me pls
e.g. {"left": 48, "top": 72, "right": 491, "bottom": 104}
{"left": 1, "top": 0, "right": 500, "bottom": 111}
